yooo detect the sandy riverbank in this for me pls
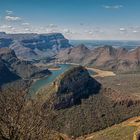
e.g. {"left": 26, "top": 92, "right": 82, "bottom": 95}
{"left": 59, "top": 63, "right": 116, "bottom": 77}
{"left": 50, "top": 63, "right": 116, "bottom": 77}
{"left": 86, "top": 67, "right": 116, "bottom": 77}
{"left": 48, "top": 68, "right": 61, "bottom": 71}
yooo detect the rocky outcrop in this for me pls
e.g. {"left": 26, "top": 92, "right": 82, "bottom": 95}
{"left": 10, "top": 42, "right": 38, "bottom": 60}
{"left": 0, "top": 47, "right": 17, "bottom": 64}
{"left": 0, "top": 48, "right": 51, "bottom": 81}
{"left": 44, "top": 66, "right": 101, "bottom": 109}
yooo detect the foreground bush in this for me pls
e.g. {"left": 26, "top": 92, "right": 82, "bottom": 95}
{"left": 0, "top": 88, "right": 56, "bottom": 140}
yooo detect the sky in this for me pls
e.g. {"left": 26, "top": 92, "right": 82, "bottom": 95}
{"left": 0, "top": 0, "right": 140, "bottom": 40}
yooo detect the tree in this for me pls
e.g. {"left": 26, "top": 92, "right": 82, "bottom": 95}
{"left": 0, "top": 88, "right": 57, "bottom": 140}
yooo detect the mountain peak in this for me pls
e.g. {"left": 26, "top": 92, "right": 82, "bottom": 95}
{"left": 75, "top": 44, "right": 90, "bottom": 51}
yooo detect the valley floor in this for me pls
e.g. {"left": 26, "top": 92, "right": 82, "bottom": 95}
{"left": 97, "top": 73, "right": 140, "bottom": 95}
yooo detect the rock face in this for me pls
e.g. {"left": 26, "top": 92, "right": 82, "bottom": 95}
{"left": 0, "top": 48, "right": 51, "bottom": 85}
{"left": 20, "top": 33, "right": 70, "bottom": 50}
{"left": 56, "top": 45, "right": 117, "bottom": 65}
{"left": 0, "top": 47, "right": 17, "bottom": 63}
{"left": 57, "top": 45, "right": 140, "bottom": 72}
{"left": 44, "top": 66, "right": 101, "bottom": 109}
{"left": 10, "top": 42, "right": 38, "bottom": 60}
{"left": 0, "top": 59, "right": 20, "bottom": 86}
{"left": 0, "top": 32, "right": 71, "bottom": 60}
{"left": 56, "top": 44, "right": 90, "bottom": 64}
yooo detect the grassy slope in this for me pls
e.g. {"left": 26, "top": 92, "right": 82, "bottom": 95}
{"left": 83, "top": 125, "right": 136, "bottom": 140}
{"left": 77, "top": 117, "right": 140, "bottom": 140}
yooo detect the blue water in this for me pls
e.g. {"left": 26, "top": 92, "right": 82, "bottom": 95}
{"left": 30, "top": 64, "right": 73, "bottom": 93}
{"left": 30, "top": 64, "right": 95, "bottom": 93}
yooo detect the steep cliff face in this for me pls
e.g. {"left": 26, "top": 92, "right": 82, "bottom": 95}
{"left": 0, "top": 48, "right": 17, "bottom": 64}
{"left": 0, "top": 32, "right": 71, "bottom": 60}
{"left": 0, "top": 59, "right": 20, "bottom": 86}
{"left": 44, "top": 66, "right": 101, "bottom": 109}
{"left": 20, "top": 33, "right": 70, "bottom": 51}
{"left": 10, "top": 42, "right": 38, "bottom": 60}
{"left": 0, "top": 48, "right": 51, "bottom": 81}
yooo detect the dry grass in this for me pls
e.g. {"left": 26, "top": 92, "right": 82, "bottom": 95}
{"left": 77, "top": 117, "right": 140, "bottom": 140}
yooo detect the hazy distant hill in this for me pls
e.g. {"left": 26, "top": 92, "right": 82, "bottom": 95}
{"left": 70, "top": 40, "right": 140, "bottom": 50}
{"left": 56, "top": 44, "right": 140, "bottom": 72}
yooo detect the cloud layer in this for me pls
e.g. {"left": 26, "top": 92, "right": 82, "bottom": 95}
{"left": 5, "top": 16, "right": 21, "bottom": 21}
{"left": 103, "top": 5, "right": 123, "bottom": 9}
{"left": 0, "top": 9, "right": 140, "bottom": 40}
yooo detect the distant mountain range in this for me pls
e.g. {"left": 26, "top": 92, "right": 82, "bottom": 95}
{"left": 70, "top": 40, "right": 140, "bottom": 50}
{"left": 1, "top": 32, "right": 140, "bottom": 73}
{"left": 56, "top": 44, "right": 140, "bottom": 72}
{"left": 0, "top": 32, "right": 71, "bottom": 60}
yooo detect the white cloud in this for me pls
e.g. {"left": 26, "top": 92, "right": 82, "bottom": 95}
{"left": 88, "top": 31, "right": 93, "bottom": 35}
{"left": 119, "top": 27, "right": 126, "bottom": 32}
{"left": 47, "top": 24, "right": 57, "bottom": 28}
{"left": 22, "top": 22, "right": 30, "bottom": 26}
{"left": 24, "top": 28, "right": 30, "bottom": 32}
{"left": 0, "top": 25, "right": 12, "bottom": 29}
{"left": 63, "top": 28, "right": 71, "bottom": 34}
{"left": 6, "top": 10, "right": 13, "bottom": 15}
{"left": 103, "top": 5, "right": 123, "bottom": 9}
{"left": 133, "top": 30, "right": 139, "bottom": 33}
{"left": 5, "top": 16, "right": 21, "bottom": 21}
{"left": 0, "top": 25, "right": 16, "bottom": 33}
{"left": 62, "top": 28, "right": 77, "bottom": 35}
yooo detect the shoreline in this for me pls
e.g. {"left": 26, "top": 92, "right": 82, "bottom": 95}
{"left": 48, "top": 67, "right": 61, "bottom": 71}
{"left": 36, "top": 62, "right": 116, "bottom": 78}
{"left": 86, "top": 67, "right": 116, "bottom": 77}
{"left": 58, "top": 62, "right": 116, "bottom": 77}
{"left": 49, "top": 62, "right": 116, "bottom": 77}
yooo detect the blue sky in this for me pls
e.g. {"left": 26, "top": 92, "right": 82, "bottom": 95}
{"left": 0, "top": 0, "right": 140, "bottom": 40}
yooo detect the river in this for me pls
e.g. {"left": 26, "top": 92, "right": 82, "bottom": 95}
{"left": 30, "top": 64, "right": 94, "bottom": 93}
